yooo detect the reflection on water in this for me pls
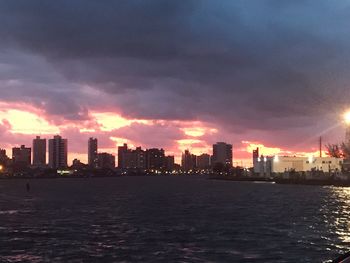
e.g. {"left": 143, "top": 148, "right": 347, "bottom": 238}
{"left": 0, "top": 177, "right": 349, "bottom": 262}
{"left": 324, "top": 187, "right": 350, "bottom": 248}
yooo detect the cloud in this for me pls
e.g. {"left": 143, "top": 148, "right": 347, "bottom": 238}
{"left": 0, "top": 0, "right": 349, "bottom": 160}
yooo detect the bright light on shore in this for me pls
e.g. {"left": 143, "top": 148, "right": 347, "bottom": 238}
{"left": 344, "top": 111, "right": 350, "bottom": 124}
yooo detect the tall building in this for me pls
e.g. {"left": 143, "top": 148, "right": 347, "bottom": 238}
{"left": 146, "top": 148, "right": 165, "bottom": 170}
{"left": 197, "top": 153, "right": 211, "bottom": 169}
{"left": 88, "top": 137, "right": 98, "bottom": 168}
{"left": 12, "top": 145, "right": 31, "bottom": 167}
{"left": 165, "top": 155, "right": 175, "bottom": 171}
{"left": 181, "top": 150, "right": 197, "bottom": 171}
{"left": 118, "top": 143, "right": 128, "bottom": 168}
{"left": 253, "top": 147, "right": 260, "bottom": 173}
{"left": 97, "top": 152, "right": 115, "bottom": 169}
{"left": 49, "top": 135, "right": 68, "bottom": 169}
{"left": 33, "top": 136, "right": 46, "bottom": 167}
{"left": 133, "top": 147, "right": 146, "bottom": 169}
{"left": 212, "top": 142, "right": 233, "bottom": 167}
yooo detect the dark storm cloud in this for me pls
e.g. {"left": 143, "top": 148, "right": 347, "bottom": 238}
{"left": 1, "top": 0, "right": 350, "bottom": 133}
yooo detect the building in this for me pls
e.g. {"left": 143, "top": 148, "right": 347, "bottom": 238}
{"left": 212, "top": 142, "right": 233, "bottom": 167}
{"left": 12, "top": 145, "right": 31, "bottom": 167}
{"left": 0, "top": 149, "right": 10, "bottom": 168}
{"left": 117, "top": 145, "right": 146, "bottom": 169}
{"left": 48, "top": 135, "right": 68, "bottom": 169}
{"left": 133, "top": 147, "right": 146, "bottom": 169}
{"left": 146, "top": 148, "right": 165, "bottom": 170}
{"left": 181, "top": 150, "right": 197, "bottom": 171}
{"left": 252, "top": 148, "right": 260, "bottom": 173}
{"left": 33, "top": 136, "right": 46, "bottom": 167}
{"left": 71, "top": 158, "right": 86, "bottom": 170}
{"left": 118, "top": 144, "right": 128, "bottom": 168}
{"left": 197, "top": 153, "right": 211, "bottom": 170}
{"left": 97, "top": 152, "right": 115, "bottom": 169}
{"left": 253, "top": 155, "right": 343, "bottom": 176}
{"left": 165, "top": 155, "right": 175, "bottom": 171}
{"left": 88, "top": 137, "right": 98, "bottom": 168}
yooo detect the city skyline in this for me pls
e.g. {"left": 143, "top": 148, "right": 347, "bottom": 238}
{"left": 0, "top": 1, "right": 349, "bottom": 166}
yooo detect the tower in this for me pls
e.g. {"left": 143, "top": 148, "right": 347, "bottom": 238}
{"left": 48, "top": 135, "right": 68, "bottom": 169}
{"left": 33, "top": 136, "right": 46, "bottom": 167}
{"left": 88, "top": 137, "right": 98, "bottom": 168}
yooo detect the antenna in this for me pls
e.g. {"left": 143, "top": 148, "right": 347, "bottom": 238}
{"left": 319, "top": 136, "right": 322, "bottom": 158}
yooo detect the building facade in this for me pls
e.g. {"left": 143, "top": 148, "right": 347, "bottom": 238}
{"left": 12, "top": 145, "right": 31, "bottom": 167}
{"left": 97, "top": 152, "right": 115, "bottom": 169}
{"left": 212, "top": 142, "right": 233, "bottom": 167}
{"left": 33, "top": 136, "right": 46, "bottom": 167}
{"left": 48, "top": 135, "right": 68, "bottom": 169}
{"left": 118, "top": 144, "right": 128, "bottom": 168}
{"left": 181, "top": 150, "right": 197, "bottom": 171}
{"left": 197, "top": 153, "right": 211, "bottom": 169}
{"left": 253, "top": 155, "right": 343, "bottom": 176}
{"left": 146, "top": 148, "right": 165, "bottom": 170}
{"left": 88, "top": 137, "right": 98, "bottom": 168}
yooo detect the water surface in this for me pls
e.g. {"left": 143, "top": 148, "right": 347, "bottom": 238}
{"left": 0, "top": 176, "right": 349, "bottom": 262}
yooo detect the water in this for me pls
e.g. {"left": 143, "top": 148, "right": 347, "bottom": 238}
{"left": 0, "top": 176, "right": 349, "bottom": 262}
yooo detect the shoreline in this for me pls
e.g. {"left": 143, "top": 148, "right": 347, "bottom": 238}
{"left": 2, "top": 174, "right": 350, "bottom": 187}
{"left": 209, "top": 175, "right": 350, "bottom": 187}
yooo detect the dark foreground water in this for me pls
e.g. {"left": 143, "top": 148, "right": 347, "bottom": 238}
{"left": 0, "top": 177, "right": 349, "bottom": 262}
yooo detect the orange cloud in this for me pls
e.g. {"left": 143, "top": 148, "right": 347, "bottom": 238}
{"left": 0, "top": 109, "right": 59, "bottom": 134}
{"left": 243, "top": 141, "right": 282, "bottom": 156}
{"left": 91, "top": 111, "right": 150, "bottom": 131}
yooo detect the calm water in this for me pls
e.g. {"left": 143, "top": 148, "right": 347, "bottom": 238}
{"left": 0, "top": 176, "right": 349, "bottom": 262}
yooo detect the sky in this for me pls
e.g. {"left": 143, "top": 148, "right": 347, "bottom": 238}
{"left": 0, "top": 0, "right": 350, "bottom": 166}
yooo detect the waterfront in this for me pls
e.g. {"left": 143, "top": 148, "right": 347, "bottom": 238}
{"left": 0, "top": 176, "right": 349, "bottom": 262}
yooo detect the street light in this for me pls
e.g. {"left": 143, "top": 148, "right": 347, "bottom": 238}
{"left": 343, "top": 111, "right": 350, "bottom": 125}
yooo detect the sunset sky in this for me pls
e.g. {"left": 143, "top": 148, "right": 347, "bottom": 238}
{"left": 0, "top": 0, "right": 350, "bottom": 166}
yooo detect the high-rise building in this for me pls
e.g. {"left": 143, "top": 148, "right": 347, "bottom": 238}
{"left": 88, "top": 137, "right": 98, "bottom": 168}
{"left": 33, "top": 136, "right": 46, "bottom": 167}
{"left": 253, "top": 147, "right": 260, "bottom": 173}
{"left": 197, "top": 153, "right": 211, "bottom": 169}
{"left": 118, "top": 143, "right": 128, "bottom": 168}
{"left": 212, "top": 142, "right": 233, "bottom": 167}
{"left": 181, "top": 150, "right": 197, "bottom": 171}
{"left": 133, "top": 147, "right": 146, "bottom": 169}
{"left": 165, "top": 155, "right": 175, "bottom": 171}
{"left": 146, "top": 148, "right": 165, "bottom": 170}
{"left": 97, "top": 152, "right": 115, "bottom": 169}
{"left": 12, "top": 145, "right": 31, "bottom": 167}
{"left": 48, "top": 135, "right": 68, "bottom": 169}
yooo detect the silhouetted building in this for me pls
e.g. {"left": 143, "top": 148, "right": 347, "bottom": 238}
{"left": 253, "top": 147, "right": 260, "bottom": 173}
{"left": 212, "top": 142, "right": 233, "bottom": 167}
{"left": 71, "top": 158, "right": 86, "bottom": 170}
{"left": 49, "top": 135, "right": 68, "bottom": 169}
{"left": 146, "top": 148, "right": 165, "bottom": 170}
{"left": 0, "top": 149, "right": 10, "bottom": 168}
{"left": 12, "top": 145, "right": 31, "bottom": 168}
{"left": 88, "top": 137, "right": 98, "bottom": 168}
{"left": 197, "top": 153, "right": 211, "bottom": 169}
{"left": 181, "top": 150, "right": 197, "bottom": 171}
{"left": 132, "top": 147, "right": 146, "bottom": 169}
{"left": 165, "top": 155, "right": 175, "bottom": 171}
{"left": 97, "top": 152, "right": 115, "bottom": 169}
{"left": 118, "top": 143, "right": 128, "bottom": 168}
{"left": 33, "top": 136, "right": 46, "bottom": 167}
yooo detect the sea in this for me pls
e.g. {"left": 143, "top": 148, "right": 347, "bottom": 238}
{"left": 0, "top": 176, "right": 349, "bottom": 262}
